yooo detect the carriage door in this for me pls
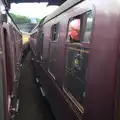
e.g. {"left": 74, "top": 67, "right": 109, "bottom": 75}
{"left": 0, "top": 43, "right": 4, "bottom": 120}
{"left": 3, "top": 28, "right": 13, "bottom": 96}
{"left": 0, "top": 27, "right": 7, "bottom": 120}
{"left": 48, "top": 23, "right": 60, "bottom": 80}
{"left": 39, "top": 27, "right": 44, "bottom": 63}
{"left": 63, "top": 11, "right": 93, "bottom": 113}
{"left": 11, "top": 30, "right": 16, "bottom": 82}
{"left": 116, "top": 49, "right": 120, "bottom": 120}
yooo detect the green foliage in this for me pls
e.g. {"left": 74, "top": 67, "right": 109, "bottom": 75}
{"left": 36, "top": 18, "right": 41, "bottom": 22}
{"left": 10, "top": 13, "right": 31, "bottom": 24}
{"left": 10, "top": 13, "right": 41, "bottom": 24}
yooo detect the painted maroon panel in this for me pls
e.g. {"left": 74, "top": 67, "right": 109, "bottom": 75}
{"left": 30, "top": 0, "right": 120, "bottom": 120}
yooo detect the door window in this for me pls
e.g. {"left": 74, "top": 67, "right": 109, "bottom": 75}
{"left": 51, "top": 23, "right": 60, "bottom": 41}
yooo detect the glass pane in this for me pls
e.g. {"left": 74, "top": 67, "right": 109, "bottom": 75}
{"left": 40, "top": 33, "right": 44, "bottom": 55}
{"left": 65, "top": 47, "right": 88, "bottom": 106}
{"left": 65, "top": 73, "right": 85, "bottom": 105}
{"left": 83, "top": 11, "right": 93, "bottom": 43}
{"left": 51, "top": 23, "right": 59, "bottom": 41}
{"left": 53, "top": 33, "right": 56, "bottom": 41}
{"left": 49, "top": 45, "right": 57, "bottom": 78}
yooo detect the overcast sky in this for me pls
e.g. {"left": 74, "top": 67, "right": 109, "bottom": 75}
{"left": 9, "top": 2, "right": 59, "bottom": 18}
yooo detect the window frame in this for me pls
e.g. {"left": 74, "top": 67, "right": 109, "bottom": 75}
{"left": 81, "top": 11, "right": 94, "bottom": 43}
{"left": 50, "top": 22, "right": 60, "bottom": 42}
{"left": 40, "top": 32, "right": 44, "bottom": 59}
{"left": 66, "top": 10, "right": 94, "bottom": 44}
{"left": 116, "top": 54, "right": 120, "bottom": 120}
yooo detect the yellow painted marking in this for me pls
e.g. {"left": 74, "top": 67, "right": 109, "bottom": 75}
{"left": 74, "top": 59, "right": 79, "bottom": 65}
{"left": 68, "top": 47, "right": 89, "bottom": 53}
{"left": 22, "top": 34, "right": 30, "bottom": 44}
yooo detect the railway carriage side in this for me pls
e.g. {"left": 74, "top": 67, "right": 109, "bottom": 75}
{"left": 32, "top": 0, "right": 120, "bottom": 120}
{"left": 0, "top": 7, "right": 23, "bottom": 119}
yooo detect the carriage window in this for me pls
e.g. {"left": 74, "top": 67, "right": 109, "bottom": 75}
{"left": 67, "top": 17, "right": 81, "bottom": 43}
{"left": 40, "top": 32, "right": 44, "bottom": 57}
{"left": 67, "top": 11, "right": 93, "bottom": 43}
{"left": 82, "top": 11, "right": 93, "bottom": 43}
{"left": 51, "top": 23, "right": 59, "bottom": 41}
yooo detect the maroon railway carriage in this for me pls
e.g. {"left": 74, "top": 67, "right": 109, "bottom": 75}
{"left": 30, "top": 23, "right": 39, "bottom": 57}
{"left": 0, "top": 4, "right": 22, "bottom": 120}
{"left": 30, "top": 0, "right": 120, "bottom": 120}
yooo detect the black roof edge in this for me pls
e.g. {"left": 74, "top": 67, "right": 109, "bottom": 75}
{"left": 43, "top": 0, "right": 83, "bottom": 24}
{"left": 1, "top": 0, "right": 10, "bottom": 9}
{"left": 1, "top": 0, "right": 65, "bottom": 9}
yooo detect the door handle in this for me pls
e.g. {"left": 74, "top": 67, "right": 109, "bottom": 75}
{"left": 50, "top": 59, "right": 56, "bottom": 64}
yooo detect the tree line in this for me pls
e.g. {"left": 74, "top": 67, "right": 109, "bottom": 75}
{"left": 10, "top": 13, "right": 41, "bottom": 24}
